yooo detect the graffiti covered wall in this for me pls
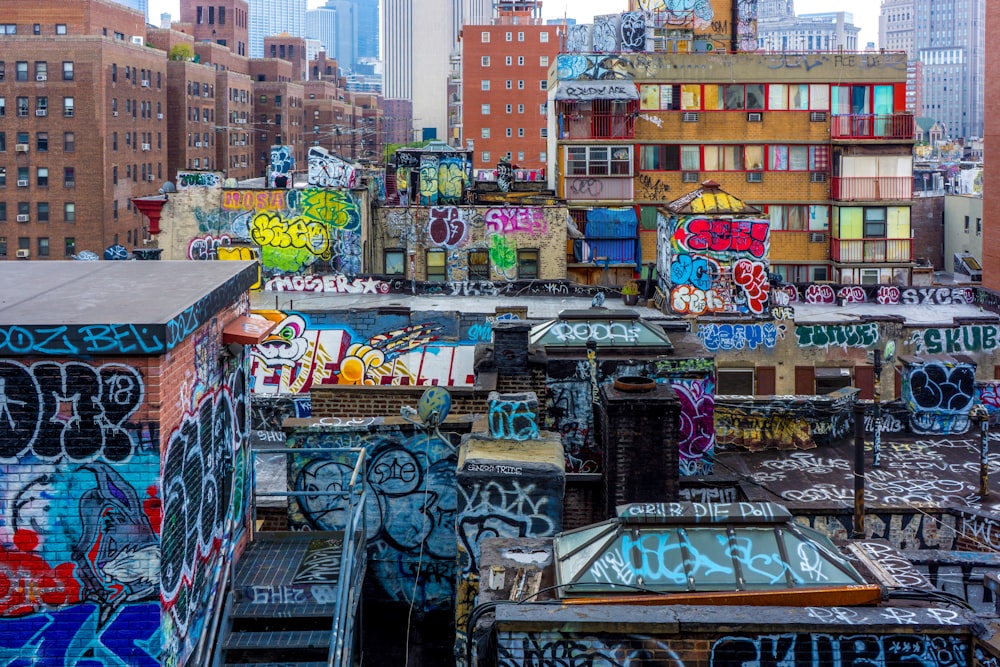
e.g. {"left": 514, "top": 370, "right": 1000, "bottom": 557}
{"left": 375, "top": 206, "right": 567, "bottom": 282}
{"left": 660, "top": 213, "right": 771, "bottom": 317}
{"left": 900, "top": 356, "right": 976, "bottom": 435}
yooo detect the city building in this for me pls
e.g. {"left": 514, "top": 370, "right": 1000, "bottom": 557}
{"left": 178, "top": 0, "right": 249, "bottom": 57}
{"left": 459, "top": 0, "right": 560, "bottom": 170}
{"left": 249, "top": 58, "right": 305, "bottom": 178}
{"left": 548, "top": 13, "right": 914, "bottom": 287}
{"left": 305, "top": 0, "right": 378, "bottom": 73}
{"left": 263, "top": 34, "right": 307, "bottom": 81}
{"left": 247, "top": 0, "right": 305, "bottom": 59}
{"left": 879, "top": 0, "right": 985, "bottom": 139}
{"left": 758, "top": 0, "right": 860, "bottom": 52}
{"left": 0, "top": 0, "right": 168, "bottom": 260}
{"left": 383, "top": 0, "right": 492, "bottom": 142}
{"left": 109, "top": 0, "right": 148, "bottom": 21}
{"left": 982, "top": 0, "right": 999, "bottom": 291}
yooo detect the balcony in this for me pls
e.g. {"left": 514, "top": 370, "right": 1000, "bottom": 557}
{"left": 563, "top": 176, "right": 633, "bottom": 201}
{"left": 831, "top": 114, "right": 914, "bottom": 140}
{"left": 831, "top": 176, "right": 912, "bottom": 201}
{"left": 830, "top": 238, "right": 912, "bottom": 264}
{"left": 559, "top": 113, "right": 635, "bottom": 140}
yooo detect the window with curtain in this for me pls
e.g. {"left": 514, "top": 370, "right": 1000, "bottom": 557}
{"left": 640, "top": 145, "right": 680, "bottom": 171}
{"left": 768, "top": 84, "right": 788, "bottom": 110}
{"left": 704, "top": 145, "right": 744, "bottom": 170}
{"left": 724, "top": 84, "right": 745, "bottom": 110}
{"left": 681, "top": 146, "right": 700, "bottom": 170}
{"left": 789, "top": 84, "right": 809, "bottom": 110}
{"left": 745, "top": 145, "right": 764, "bottom": 170}
{"left": 768, "top": 145, "right": 788, "bottom": 170}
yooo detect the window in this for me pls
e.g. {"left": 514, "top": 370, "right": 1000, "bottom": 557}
{"left": 426, "top": 249, "right": 446, "bottom": 282}
{"left": 64, "top": 202, "right": 75, "bottom": 222}
{"left": 540, "top": 55, "right": 549, "bottom": 67}
{"left": 35, "top": 97, "right": 47, "bottom": 115}
{"left": 16, "top": 62, "right": 28, "bottom": 81}
{"left": 481, "top": 56, "right": 490, "bottom": 66}
{"left": 64, "top": 167, "right": 74, "bottom": 187}
{"left": 35, "top": 62, "right": 47, "bottom": 80}
{"left": 517, "top": 151, "right": 525, "bottom": 161}
{"left": 38, "top": 237, "right": 49, "bottom": 257}
{"left": 540, "top": 31, "right": 549, "bottom": 43}
{"left": 18, "top": 202, "right": 29, "bottom": 216}
{"left": 518, "top": 104, "right": 524, "bottom": 114}
{"left": 64, "top": 237, "right": 75, "bottom": 257}
{"left": 18, "top": 238, "right": 28, "bottom": 252}
{"left": 0, "top": 133, "right": 4, "bottom": 151}
{"left": 0, "top": 204, "right": 5, "bottom": 221}
{"left": 37, "top": 202, "right": 49, "bottom": 222}
{"left": 0, "top": 98, "right": 4, "bottom": 117}
{"left": 517, "top": 250, "right": 539, "bottom": 279}
{"left": 481, "top": 128, "right": 490, "bottom": 138}
{"left": 0, "top": 237, "right": 5, "bottom": 257}
{"left": 36, "top": 167, "right": 48, "bottom": 187}
{"left": 964, "top": 215, "right": 970, "bottom": 232}
{"left": 482, "top": 103, "right": 491, "bottom": 115}
{"left": 16, "top": 97, "right": 28, "bottom": 117}
{"left": 977, "top": 218, "right": 983, "bottom": 236}
{"left": 505, "top": 31, "right": 512, "bottom": 41}
{"left": 112, "top": 63, "right": 117, "bottom": 82}
{"left": 36, "top": 132, "right": 47, "bottom": 152}
{"left": 863, "top": 207, "right": 887, "bottom": 238}
{"left": 518, "top": 128, "right": 524, "bottom": 137}
{"left": 481, "top": 80, "right": 490, "bottom": 91}
{"left": 63, "top": 97, "right": 74, "bottom": 117}
{"left": 518, "top": 32, "right": 524, "bottom": 42}
{"left": 482, "top": 151, "right": 491, "bottom": 163}
{"left": 539, "top": 81, "right": 547, "bottom": 91}
{"left": 384, "top": 249, "right": 405, "bottom": 276}
{"left": 64, "top": 132, "right": 75, "bottom": 152}
{"left": 468, "top": 250, "right": 489, "bottom": 280}
{"left": 506, "top": 56, "right": 512, "bottom": 66}
{"left": 506, "top": 127, "right": 513, "bottom": 137}
{"left": 481, "top": 31, "right": 490, "bottom": 42}
{"left": 567, "top": 146, "right": 633, "bottom": 176}
{"left": 1, "top": 24, "right": 16, "bottom": 35}
{"left": 56, "top": 24, "right": 67, "bottom": 35}
{"left": 717, "top": 369, "right": 755, "bottom": 395}
{"left": 506, "top": 104, "right": 512, "bottom": 113}
{"left": 518, "top": 80, "right": 524, "bottom": 90}
{"left": 518, "top": 56, "right": 524, "bottom": 65}
{"left": 506, "top": 79, "right": 512, "bottom": 90}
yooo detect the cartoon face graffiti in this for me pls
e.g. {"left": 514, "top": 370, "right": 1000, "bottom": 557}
{"left": 252, "top": 314, "right": 310, "bottom": 367}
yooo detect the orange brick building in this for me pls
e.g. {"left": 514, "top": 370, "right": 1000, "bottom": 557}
{"left": 459, "top": 1, "right": 560, "bottom": 171}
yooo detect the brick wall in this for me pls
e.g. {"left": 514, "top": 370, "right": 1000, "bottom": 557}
{"left": 310, "top": 385, "right": 495, "bottom": 418}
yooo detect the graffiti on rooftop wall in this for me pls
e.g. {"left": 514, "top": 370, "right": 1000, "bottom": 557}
{"left": 901, "top": 359, "right": 976, "bottom": 435}
{"left": 771, "top": 283, "right": 976, "bottom": 307}
{"left": 697, "top": 322, "right": 786, "bottom": 351}
{"left": 909, "top": 325, "right": 1000, "bottom": 355}
{"left": 176, "top": 171, "right": 222, "bottom": 190}
{"left": 268, "top": 145, "right": 294, "bottom": 188}
{"left": 248, "top": 310, "right": 477, "bottom": 394}
{"left": 660, "top": 214, "right": 770, "bottom": 317}
{"left": 307, "top": 146, "right": 357, "bottom": 189}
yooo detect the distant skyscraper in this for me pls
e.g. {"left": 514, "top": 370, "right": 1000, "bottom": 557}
{"left": 248, "top": 0, "right": 306, "bottom": 59}
{"left": 757, "top": 0, "right": 859, "bottom": 52}
{"left": 306, "top": 0, "right": 378, "bottom": 71}
{"left": 305, "top": 4, "right": 342, "bottom": 63}
{"left": 880, "top": 0, "right": 984, "bottom": 138}
{"left": 355, "top": 0, "right": 379, "bottom": 61}
{"left": 110, "top": 0, "right": 149, "bottom": 21}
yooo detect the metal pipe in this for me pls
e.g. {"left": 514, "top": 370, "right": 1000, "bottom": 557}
{"left": 853, "top": 402, "right": 866, "bottom": 538}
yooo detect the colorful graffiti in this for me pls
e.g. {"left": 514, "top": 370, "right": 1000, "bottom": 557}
{"left": 286, "top": 427, "right": 458, "bottom": 610}
{"left": 263, "top": 274, "right": 390, "bottom": 294}
{"left": 176, "top": 171, "right": 222, "bottom": 190}
{"left": 674, "top": 378, "right": 715, "bottom": 475}
{"left": 712, "top": 633, "right": 967, "bottom": 666}
{"left": 795, "top": 323, "right": 880, "bottom": 350}
{"left": 661, "top": 214, "right": 771, "bottom": 316}
{"left": 697, "top": 322, "right": 786, "bottom": 351}
{"left": 901, "top": 359, "right": 976, "bottom": 435}
{"left": 910, "top": 325, "right": 1000, "bottom": 354}
{"left": 249, "top": 311, "right": 476, "bottom": 394}
{"left": 307, "top": 146, "right": 358, "bottom": 189}
{"left": 268, "top": 145, "right": 294, "bottom": 188}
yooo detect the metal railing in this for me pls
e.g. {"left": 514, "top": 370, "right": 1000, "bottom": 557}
{"left": 831, "top": 176, "right": 913, "bottom": 201}
{"left": 830, "top": 238, "right": 912, "bottom": 263}
{"left": 251, "top": 446, "right": 368, "bottom": 667}
{"left": 559, "top": 113, "right": 636, "bottom": 139}
{"left": 830, "top": 114, "right": 914, "bottom": 140}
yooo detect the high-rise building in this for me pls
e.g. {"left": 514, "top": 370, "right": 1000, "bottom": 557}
{"left": 306, "top": 0, "right": 379, "bottom": 73}
{"left": 247, "top": 0, "right": 306, "bottom": 59}
{"left": 383, "top": 0, "right": 492, "bottom": 142}
{"left": 981, "top": 0, "right": 999, "bottom": 290}
{"left": 0, "top": 0, "right": 167, "bottom": 260}
{"left": 460, "top": 0, "right": 560, "bottom": 169}
{"left": 879, "top": 0, "right": 914, "bottom": 57}
{"left": 757, "top": 0, "right": 860, "bottom": 52}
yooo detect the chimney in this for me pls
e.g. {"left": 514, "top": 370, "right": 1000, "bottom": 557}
{"left": 491, "top": 322, "right": 532, "bottom": 376}
{"left": 598, "top": 376, "right": 681, "bottom": 516}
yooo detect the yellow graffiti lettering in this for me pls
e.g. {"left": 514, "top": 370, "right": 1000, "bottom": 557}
{"left": 249, "top": 213, "right": 331, "bottom": 260}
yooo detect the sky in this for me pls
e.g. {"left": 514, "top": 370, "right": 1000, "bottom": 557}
{"left": 146, "top": 0, "right": 881, "bottom": 49}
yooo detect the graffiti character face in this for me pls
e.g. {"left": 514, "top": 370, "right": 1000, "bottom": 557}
{"left": 253, "top": 315, "right": 310, "bottom": 367}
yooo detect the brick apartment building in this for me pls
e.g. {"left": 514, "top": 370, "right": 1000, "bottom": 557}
{"left": 263, "top": 34, "right": 307, "bottom": 81}
{"left": 249, "top": 58, "right": 305, "bottom": 178}
{"left": 303, "top": 54, "right": 384, "bottom": 162}
{"left": 179, "top": 0, "right": 249, "bottom": 57}
{"left": 0, "top": 0, "right": 167, "bottom": 259}
{"left": 983, "top": 0, "right": 999, "bottom": 291}
{"left": 460, "top": 0, "right": 560, "bottom": 171}
{"left": 192, "top": 41, "right": 256, "bottom": 181}
{"left": 550, "top": 9, "right": 914, "bottom": 287}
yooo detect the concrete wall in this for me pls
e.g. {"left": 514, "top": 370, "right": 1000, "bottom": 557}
{"left": 944, "top": 195, "right": 984, "bottom": 273}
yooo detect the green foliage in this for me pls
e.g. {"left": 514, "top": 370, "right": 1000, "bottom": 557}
{"left": 168, "top": 43, "right": 194, "bottom": 61}
{"left": 621, "top": 281, "right": 640, "bottom": 296}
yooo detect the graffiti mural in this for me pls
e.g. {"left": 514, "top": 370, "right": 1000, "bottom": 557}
{"left": 306, "top": 146, "right": 358, "bottom": 189}
{"left": 263, "top": 274, "right": 390, "bottom": 294}
{"left": 795, "top": 323, "right": 880, "bottom": 350}
{"left": 910, "top": 325, "right": 1000, "bottom": 354}
{"left": 697, "top": 322, "right": 785, "bottom": 351}
{"left": 674, "top": 379, "right": 715, "bottom": 474}
{"left": 249, "top": 311, "right": 476, "bottom": 394}
{"left": 419, "top": 155, "right": 440, "bottom": 206}
{"left": 901, "top": 358, "right": 976, "bottom": 435}
{"left": 712, "top": 633, "right": 967, "bottom": 666}
{"left": 161, "top": 361, "right": 248, "bottom": 665}
{"left": 176, "top": 171, "right": 222, "bottom": 190}
{"left": 268, "top": 145, "right": 294, "bottom": 188}
{"left": 498, "top": 633, "right": 684, "bottom": 667}
{"left": 286, "top": 426, "right": 459, "bottom": 610}
{"left": 661, "top": 214, "right": 771, "bottom": 316}
{"left": 715, "top": 391, "right": 856, "bottom": 450}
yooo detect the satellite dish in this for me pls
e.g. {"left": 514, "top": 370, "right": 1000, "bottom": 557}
{"left": 417, "top": 387, "right": 451, "bottom": 427}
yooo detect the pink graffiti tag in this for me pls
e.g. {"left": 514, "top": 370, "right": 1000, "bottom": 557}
{"left": 877, "top": 285, "right": 901, "bottom": 305}
{"left": 679, "top": 218, "right": 769, "bottom": 258}
{"left": 484, "top": 208, "right": 548, "bottom": 236}
{"left": 733, "top": 259, "right": 769, "bottom": 314}
{"left": 838, "top": 286, "right": 866, "bottom": 303}
{"left": 805, "top": 283, "right": 836, "bottom": 304}
{"left": 222, "top": 190, "right": 287, "bottom": 211}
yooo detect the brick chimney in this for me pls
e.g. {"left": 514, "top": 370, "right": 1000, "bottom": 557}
{"left": 598, "top": 376, "right": 681, "bottom": 516}
{"left": 491, "top": 322, "right": 532, "bottom": 376}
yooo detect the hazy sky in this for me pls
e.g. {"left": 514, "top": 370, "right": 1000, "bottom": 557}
{"left": 146, "top": 0, "right": 881, "bottom": 49}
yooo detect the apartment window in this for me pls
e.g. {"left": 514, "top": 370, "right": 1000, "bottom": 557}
{"left": 506, "top": 56, "right": 512, "bottom": 66}
{"left": 426, "top": 249, "right": 446, "bottom": 282}
{"left": 517, "top": 151, "right": 525, "bottom": 161}
{"left": 506, "top": 128, "right": 512, "bottom": 137}
{"left": 18, "top": 238, "right": 29, "bottom": 252}
{"left": 36, "top": 168, "right": 48, "bottom": 187}
{"left": 63, "top": 97, "right": 74, "bottom": 117}
{"left": 481, "top": 31, "right": 490, "bottom": 42}
{"left": 113, "top": 132, "right": 118, "bottom": 151}
{"left": 38, "top": 237, "right": 49, "bottom": 257}
{"left": 384, "top": 249, "right": 405, "bottom": 276}
{"left": 540, "top": 128, "right": 548, "bottom": 138}
{"left": 0, "top": 63, "right": 4, "bottom": 81}
{"left": 18, "top": 202, "right": 29, "bottom": 217}
{"left": 518, "top": 104, "right": 524, "bottom": 114}
{"left": 0, "top": 133, "right": 5, "bottom": 151}
{"left": 481, "top": 56, "right": 490, "bottom": 66}
{"left": 64, "top": 202, "right": 75, "bottom": 222}
{"left": 16, "top": 97, "right": 28, "bottom": 117}
{"left": 539, "top": 151, "right": 547, "bottom": 161}
{"left": 62, "top": 61, "right": 73, "bottom": 81}
{"left": 518, "top": 56, "right": 524, "bottom": 66}
{"left": 112, "top": 63, "right": 117, "bottom": 82}
{"left": 275, "top": 95, "right": 282, "bottom": 106}
{"left": 539, "top": 81, "right": 548, "bottom": 90}
{"left": 863, "top": 207, "right": 887, "bottom": 238}
{"left": 481, "top": 128, "right": 490, "bottom": 138}
{"left": 0, "top": 237, "right": 5, "bottom": 257}
{"left": 0, "top": 98, "right": 4, "bottom": 117}
{"left": 468, "top": 249, "right": 489, "bottom": 280}
{"left": 113, "top": 200, "right": 118, "bottom": 221}
{"left": 540, "top": 31, "right": 549, "bottom": 42}
{"left": 36, "top": 132, "right": 48, "bottom": 152}
{"left": 506, "top": 104, "right": 512, "bottom": 113}
{"left": 566, "top": 146, "right": 633, "bottom": 176}
{"left": 16, "top": 62, "right": 28, "bottom": 82}
{"left": 505, "top": 31, "right": 512, "bottom": 41}
{"left": 64, "top": 167, "right": 74, "bottom": 187}
{"left": 1, "top": 24, "right": 16, "bottom": 35}
{"left": 0, "top": 205, "right": 5, "bottom": 221}
{"left": 482, "top": 151, "right": 491, "bottom": 163}
{"left": 35, "top": 62, "right": 47, "bottom": 80}
{"left": 64, "top": 237, "right": 75, "bottom": 256}
{"left": 517, "top": 250, "right": 539, "bottom": 279}
{"left": 482, "top": 103, "right": 491, "bottom": 115}
{"left": 56, "top": 24, "right": 67, "bottom": 35}
{"left": 540, "top": 55, "right": 549, "bottom": 66}
{"left": 64, "top": 132, "right": 75, "bottom": 152}
{"left": 977, "top": 218, "right": 983, "bottom": 236}
{"left": 964, "top": 215, "right": 970, "bottom": 232}
{"left": 481, "top": 80, "right": 490, "bottom": 91}
{"left": 518, "top": 128, "right": 524, "bottom": 137}
{"left": 506, "top": 80, "right": 512, "bottom": 90}
{"left": 208, "top": 6, "right": 215, "bottom": 24}
{"left": 37, "top": 202, "right": 49, "bottom": 222}
{"left": 518, "top": 80, "right": 524, "bottom": 90}
{"left": 517, "top": 32, "right": 525, "bottom": 42}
